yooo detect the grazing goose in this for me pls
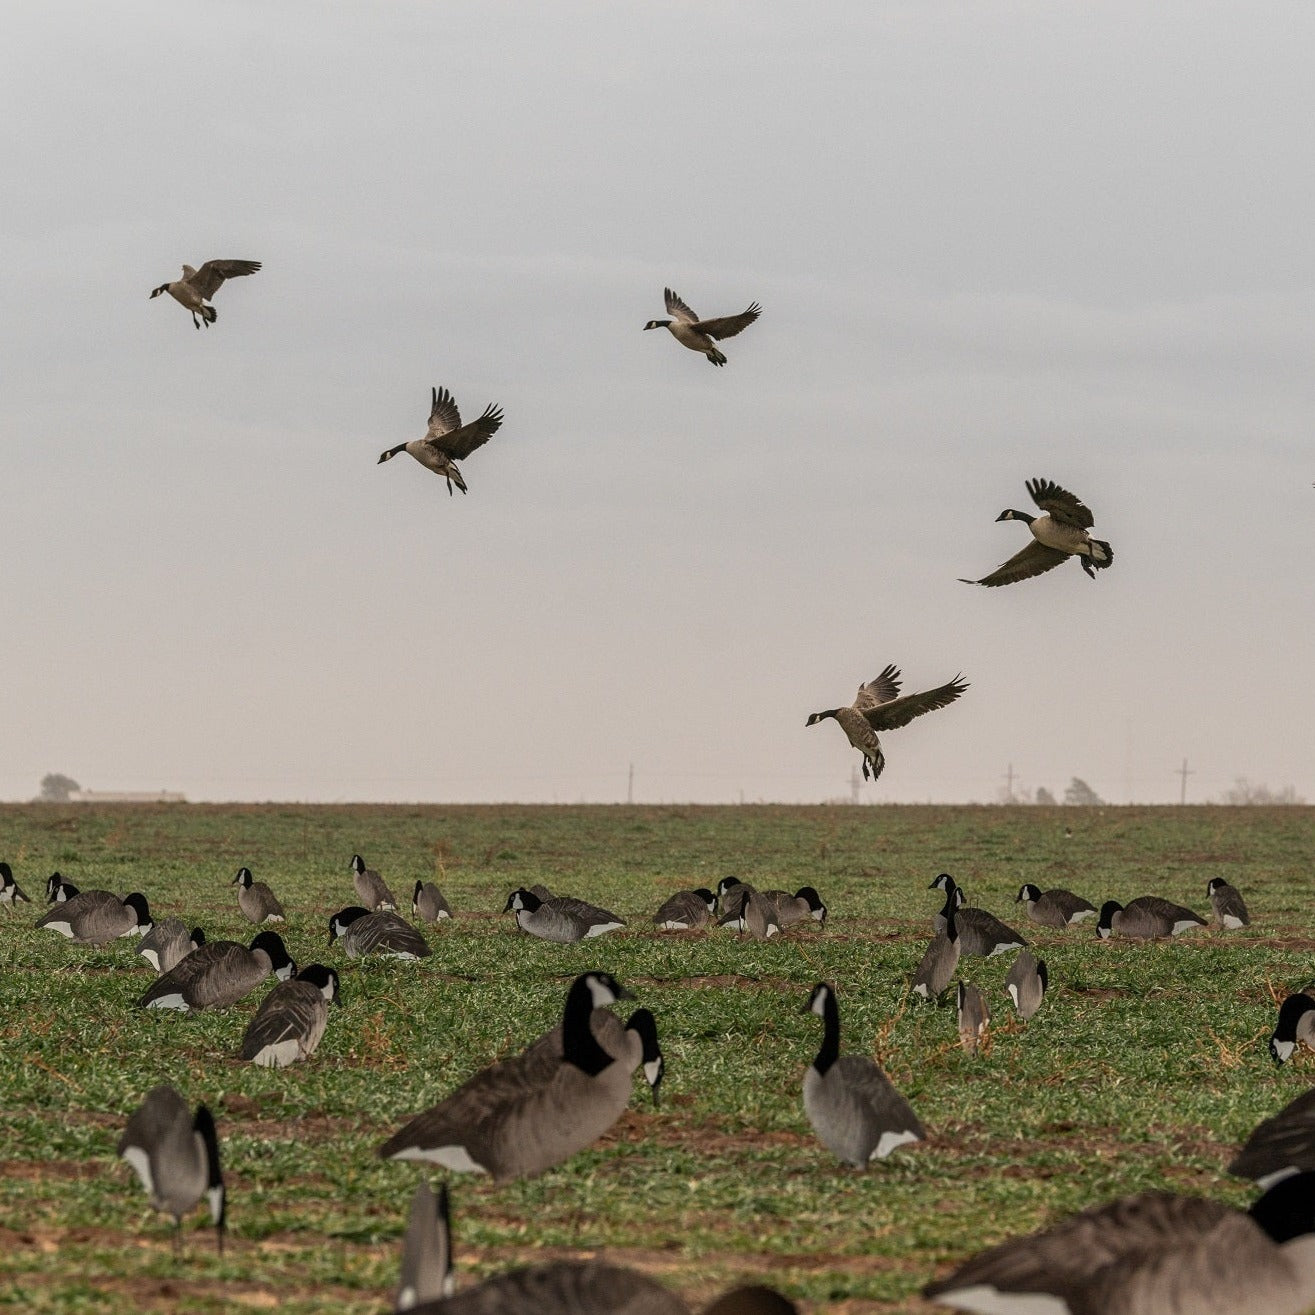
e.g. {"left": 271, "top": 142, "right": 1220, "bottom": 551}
{"left": 912, "top": 905, "right": 961, "bottom": 1002}
{"left": 396, "top": 1180, "right": 455, "bottom": 1311}
{"left": 653, "top": 888, "right": 717, "bottom": 930}
{"left": 1005, "top": 951, "right": 1048, "bottom": 1021}
{"left": 46, "top": 872, "right": 79, "bottom": 902}
{"left": 378, "top": 972, "right": 650, "bottom": 1180}
{"left": 1015, "top": 882, "right": 1097, "bottom": 928}
{"left": 923, "top": 1172, "right": 1315, "bottom": 1315}
{"left": 762, "top": 886, "right": 828, "bottom": 927}
{"left": 138, "top": 930, "right": 295, "bottom": 1011}
{"left": 961, "top": 477, "right": 1114, "bottom": 587}
{"left": 36, "top": 890, "right": 152, "bottom": 944}
{"left": 716, "top": 876, "right": 753, "bottom": 921}
{"left": 956, "top": 981, "right": 990, "bottom": 1055}
{"left": 118, "top": 1085, "right": 224, "bottom": 1252}
{"left": 504, "top": 888, "right": 624, "bottom": 941}
{"left": 934, "top": 879, "right": 1027, "bottom": 957}
{"left": 138, "top": 919, "right": 205, "bottom": 974}
{"left": 1097, "top": 897, "right": 1207, "bottom": 939}
{"left": 149, "top": 258, "right": 261, "bottom": 329}
{"left": 801, "top": 982, "right": 924, "bottom": 1166}
{"left": 724, "top": 889, "right": 781, "bottom": 940}
{"left": 413, "top": 880, "right": 452, "bottom": 923}
{"left": 350, "top": 853, "right": 400, "bottom": 911}
{"left": 240, "top": 963, "right": 340, "bottom": 1068}
{"left": 1231, "top": 1089, "right": 1315, "bottom": 1188}
{"left": 1270, "top": 993, "right": 1315, "bottom": 1065}
{"left": 1208, "top": 876, "right": 1250, "bottom": 929}
{"left": 329, "top": 906, "right": 432, "bottom": 959}
{"left": 643, "top": 287, "right": 761, "bottom": 367}
{"left": 377, "top": 386, "right": 504, "bottom": 495}
{"left": 232, "top": 866, "right": 285, "bottom": 924}
{"left": 807, "top": 664, "right": 969, "bottom": 782}
{"left": 0, "top": 862, "right": 30, "bottom": 908}
{"left": 528, "top": 885, "right": 626, "bottom": 934}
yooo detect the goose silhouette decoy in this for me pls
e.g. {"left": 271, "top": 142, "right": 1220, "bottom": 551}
{"left": 232, "top": 866, "right": 286, "bottom": 924}
{"left": 653, "top": 888, "right": 717, "bottom": 930}
{"left": 149, "top": 259, "right": 261, "bottom": 329}
{"left": 961, "top": 477, "right": 1113, "bottom": 586}
{"left": 762, "top": 886, "right": 828, "bottom": 927}
{"left": 378, "top": 386, "right": 504, "bottom": 495}
{"left": 956, "top": 981, "right": 990, "bottom": 1055}
{"left": 0, "top": 862, "right": 30, "bottom": 908}
{"left": 138, "top": 930, "right": 295, "bottom": 1010}
{"left": 933, "top": 878, "right": 1027, "bottom": 957}
{"left": 396, "top": 1180, "right": 455, "bottom": 1311}
{"left": 413, "top": 880, "right": 452, "bottom": 923}
{"left": 35, "top": 889, "right": 152, "bottom": 944}
{"left": 1097, "top": 897, "right": 1207, "bottom": 939}
{"left": 912, "top": 904, "right": 961, "bottom": 1002}
{"left": 118, "top": 1085, "right": 225, "bottom": 1253}
{"left": 807, "top": 664, "right": 969, "bottom": 782}
{"left": 329, "top": 906, "right": 432, "bottom": 959}
{"left": 350, "top": 853, "right": 399, "bottom": 911}
{"left": 1270, "top": 993, "right": 1315, "bottom": 1065}
{"left": 1004, "top": 950, "right": 1048, "bottom": 1021}
{"left": 723, "top": 889, "right": 781, "bottom": 940}
{"left": 138, "top": 918, "right": 205, "bottom": 974}
{"left": 643, "top": 287, "right": 761, "bottom": 366}
{"left": 240, "top": 963, "right": 340, "bottom": 1067}
{"left": 1207, "top": 876, "right": 1250, "bottom": 929}
{"left": 1015, "top": 883, "right": 1097, "bottom": 928}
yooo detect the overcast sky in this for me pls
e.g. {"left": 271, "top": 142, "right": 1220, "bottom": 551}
{"left": 3, "top": 2, "right": 1311, "bottom": 805}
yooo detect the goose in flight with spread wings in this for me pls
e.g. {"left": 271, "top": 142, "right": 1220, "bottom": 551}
{"left": 378, "top": 386, "right": 504, "bottom": 495}
{"left": 149, "top": 260, "right": 261, "bottom": 329}
{"left": 962, "top": 477, "right": 1113, "bottom": 587}
{"left": 644, "top": 287, "right": 761, "bottom": 366}
{"left": 806, "top": 664, "right": 969, "bottom": 781}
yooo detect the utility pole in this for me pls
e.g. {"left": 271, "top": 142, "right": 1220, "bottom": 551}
{"left": 849, "top": 765, "right": 861, "bottom": 805}
{"left": 1175, "top": 758, "right": 1194, "bottom": 805}
{"left": 1003, "top": 763, "right": 1017, "bottom": 803}
{"left": 627, "top": 763, "right": 634, "bottom": 805}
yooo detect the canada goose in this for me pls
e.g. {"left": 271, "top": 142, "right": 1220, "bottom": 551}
{"left": 1015, "top": 882, "right": 1097, "bottom": 928}
{"left": 503, "top": 888, "right": 624, "bottom": 941}
{"left": 138, "top": 930, "right": 295, "bottom": 1011}
{"left": 413, "top": 880, "right": 452, "bottom": 923}
{"left": 1207, "top": 876, "right": 1250, "bottom": 929}
{"left": 378, "top": 972, "right": 649, "bottom": 1180}
{"left": 396, "top": 1180, "right": 455, "bottom": 1311}
{"left": 762, "top": 886, "right": 828, "bottom": 927}
{"left": 934, "top": 879, "right": 1027, "bottom": 957}
{"left": 118, "top": 1085, "right": 224, "bottom": 1252}
{"left": 725, "top": 889, "right": 781, "bottom": 940}
{"left": 653, "top": 888, "right": 717, "bottom": 930}
{"left": 801, "top": 983, "right": 924, "bottom": 1166}
{"left": 961, "top": 476, "right": 1114, "bottom": 587}
{"left": 36, "top": 890, "right": 152, "bottom": 944}
{"left": 1269, "top": 993, "right": 1315, "bottom": 1065}
{"left": 923, "top": 1172, "right": 1315, "bottom": 1315}
{"left": 643, "top": 287, "right": 761, "bottom": 367}
{"left": 149, "top": 258, "right": 261, "bottom": 329}
{"left": 138, "top": 919, "right": 205, "bottom": 974}
{"left": 240, "top": 963, "right": 340, "bottom": 1068}
{"left": 350, "top": 853, "right": 399, "bottom": 911}
{"left": 957, "top": 981, "right": 990, "bottom": 1055}
{"left": 1231, "top": 1089, "right": 1315, "bottom": 1188}
{"left": 515, "top": 1004, "right": 664, "bottom": 1106}
{"left": 377, "top": 386, "right": 504, "bottom": 495}
{"left": 1004, "top": 950, "right": 1048, "bottom": 1021}
{"left": 1097, "top": 897, "right": 1207, "bottom": 939}
{"left": 0, "top": 862, "right": 30, "bottom": 907}
{"left": 526, "top": 885, "right": 626, "bottom": 934}
{"left": 807, "top": 664, "right": 969, "bottom": 782}
{"left": 329, "top": 906, "right": 432, "bottom": 959}
{"left": 46, "top": 871, "right": 79, "bottom": 902}
{"left": 716, "top": 876, "right": 753, "bottom": 921}
{"left": 912, "top": 905, "right": 961, "bottom": 1001}
{"left": 232, "top": 866, "right": 285, "bottom": 924}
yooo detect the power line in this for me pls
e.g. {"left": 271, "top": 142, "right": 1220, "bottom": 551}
{"left": 1175, "top": 757, "right": 1195, "bottom": 805}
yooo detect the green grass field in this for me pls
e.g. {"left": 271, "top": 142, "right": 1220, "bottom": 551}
{"left": 1, "top": 803, "right": 1312, "bottom": 1313}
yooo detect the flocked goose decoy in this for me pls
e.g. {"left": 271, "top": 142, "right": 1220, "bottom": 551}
{"left": 138, "top": 930, "right": 295, "bottom": 1011}
{"left": 1270, "top": 993, "right": 1315, "bottom": 1066}
{"left": 802, "top": 983, "right": 924, "bottom": 1167}
{"left": 240, "top": 963, "right": 340, "bottom": 1067}
{"left": 46, "top": 872, "right": 79, "bottom": 902}
{"left": 529, "top": 885, "right": 626, "bottom": 934}
{"left": 413, "top": 880, "right": 452, "bottom": 923}
{"left": 377, "top": 386, "right": 504, "bottom": 495}
{"left": 807, "top": 664, "right": 969, "bottom": 782}
{"left": 149, "top": 259, "right": 261, "bottom": 329}
{"left": 1005, "top": 950, "right": 1048, "bottom": 1021}
{"left": 956, "top": 981, "right": 990, "bottom": 1056}
{"left": 653, "top": 888, "right": 717, "bottom": 930}
{"left": 35, "top": 889, "right": 152, "bottom": 944}
{"left": 1097, "top": 896, "right": 1207, "bottom": 939}
{"left": 138, "top": 918, "right": 205, "bottom": 974}
{"left": 329, "top": 906, "right": 432, "bottom": 959}
{"left": 912, "top": 904, "right": 961, "bottom": 1002}
{"left": 933, "top": 878, "right": 1027, "bottom": 957}
{"left": 1231, "top": 1088, "right": 1315, "bottom": 1188}
{"left": 504, "top": 888, "right": 624, "bottom": 942}
{"left": 1208, "top": 877, "right": 1250, "bottom": 929}
{"left": 1015, "top": 882, "right": 1097, "bottom": 928}
{"left": 961, "top": 476, "right": 1113, "bottom": 587}
{"left": 0, "top": 862, "right": 30, "bottom": 908}
{"left": 350, "top": 853, "right": 399, "bottom": 911}
{"left": 118, "top": 1084, "right": 225, "bottom": 1252}
{"left": 232, "top": 866, "right": 286, "bottom": 924}
{"left": 762, "top": 886, "right": 828, "bottom": 927}
{"left": 643, "top": 287, "right": 762, "bottom": 366}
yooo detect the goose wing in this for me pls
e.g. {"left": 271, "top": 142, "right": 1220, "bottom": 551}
{"left": 189, "top": 259, "right": 261, "bottom": 300}
{"left": 137, "top": 941, "right": 248, "bottom": 1006}
{"left": 963, "top": 539, "right": 1070, "bottom": 587}
{"left": 1027, "top": 477, "right": 1095, "bottom": 529}
{"left": 863, "top": 675, "right": 968, "bottom": 731}
{"left": 664, "top": 287, "right": 699, "bottom": 324}
{"left": 425, "top": 386, "right": 463, "bottom": 439}
{"left": 832, "top": 1055, "right": 925, "bottom": 1137}
{"left": 427, "top": 403, "right": 503, "bottom": 460}
{"left": 853, "top": 664, "right": 902, "bottom": 712}
{"left": 694, "top": 302, "right": 762, "bottom": 340}
{"left": 239, "top": 980, "right": 325, "bottom": 1061}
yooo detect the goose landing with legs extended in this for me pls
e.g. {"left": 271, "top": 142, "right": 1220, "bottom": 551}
{"left": 378, "top": 386, "right": 503, "bottom": 496}
{"left": 149, "top": 259, "right": 260, "bottom": 329}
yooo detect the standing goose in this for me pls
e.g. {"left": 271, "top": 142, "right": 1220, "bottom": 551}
{"left": 912, "top": 905, "right": 961, "bottom": 1002}
{"left": 956, "top": 982, "right": 990, "bottom": 1055}
{"left": 413, "top": 880, "right": 452, "bottom": 923}
{"left": 1004, "top": 950, "right": 1048, "bottom": 1021}
{"left": 138, "top": 919, "right": 205, "bottom": 974}
{"left": 232, "top": 866, "right": 286, "bottom": 924}
{"left": 1015, "top": 882, "right": 1097, "bottom": 928}
{"left": 762, "top": 886, "right": 828, "bottom": 927}
{"left": 240, "top": 963, "right": 340, "bottom": 1068}
{"left": 961, "top": 477, "right": 1113, "bottom": 587}
{"left": 350, "top": 853, "right": 400, "bottom": 911}
{"left": 653, "top": 888, "right": 717, "bottom": 930}
{"left": 137, "top": 930, "right": 295, "bottom": 1011}
{"left": 1269, "top": 993, "right": 1315, "bottom": 1065}
{"left": 0, "top": 862, "right": 30, "bottom": 908}
{"left": 149, "top": 258, "right": 261, "bottom": 329}
{"left": 643, "top": 287, "right": 762, "bottom": 367}
{"left": 807, "top": 664, "right": 969, "bottom": 782}
{"left": 1231, "top": 1089, "right": 1315, "bottom": 1188}
{"left": 1097, "top": 897, "right": 1207, "bottom": 939}
{"left": 46, "top": 872, "right": 79, "bottom": 902}
{"left": 513, "top": 1004, "right": 664, "bottom": 1106}
{"left": 1208, "top": 876, "right": 1250, "bottom": 929}
{"left": 378, "top": 972, "right": 648, "bottom": 1180}
{"left": 801, "top": 983, "right": 924, "bottom": 1166}
{"left": 396, "top": 1180, "right": 455, "bottom": 1311}
{"left": 934, "top": 879, "right": 1027, "bottom": 957}
{"left": 377, "top": 386, "right": 504, "bottom": 495}
{"left": 329, "top": 906, "right": 432, "bottom": 959}
{"left": 36, "top": 890, "right": 152, "bottom": 944}
{"left": 118, "top": 1085, "right": 225, "bottom": 1252}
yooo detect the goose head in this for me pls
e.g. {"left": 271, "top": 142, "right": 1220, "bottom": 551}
{"left": 996, "top": 508, "right": 1034, "bottom": 523}
{"left": 643, "top": 318, "right": 672, "bottom": 330}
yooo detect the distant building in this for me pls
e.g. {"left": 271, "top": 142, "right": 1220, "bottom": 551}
{"left": 66, "top": 790, "right": 187, "bottom": 804}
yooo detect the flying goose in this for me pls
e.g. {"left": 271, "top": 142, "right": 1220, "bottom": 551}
{"left": 807, "top": 664, "right": 969, "bottom": 782}
{"left": 232, "top": 866, "right": 286, "bottom": 924}
{"left": 396, "top": 1180, "right": 455, "bottom": 1311}
{"left": 118, "top": 1085, "right": 224, "bottom": 1253}
{"left": 961, "top": 477, "right": 1114, "bottom": 587}
{"left": 0, "top": 862, "right": 30, "bottom": 908}
{"left": 956, "top": 981, "right": 990, "bottom": 1056}
{"left": 1231, "top": 1089, "right": 1315, "bottom": 1189}
{"left": 329, "top": 906, "right": 432, "bottom": 959}
{"left": 801, "top": 982, "right": 924, "bottom": 1166}
{"left": 46, "top": 872, "right": 79, "bottom": 902}
{"left": 643, "top": 287, "right": 761, "bottom": 366}
{"left": 1096, "top": 896, "right": 1207, "bottom": 939}
{"left": 138, "top": 919, "right": 205, "bottom": 974}
{"left": 1270, "top": 993, "right": 1315, "bottom": 1065}
{"left": 1004, "top": 950, "right": 1048, "bottom": 1021}
{"left": 350, "top": 853, "right": 399, "bottom": 911}
{"left": 933, "top": 878, "right": 1027, "bottom": 957}
{"left": 35, "top": 889, "right": 152, "bottom": 944}
{"left": 413, "top": 880, "right": 452, "bottom": 923}
{"left": 240, "top": 963, "right": 340, "bottom": 1067}
{"left": 653, "top": 888, "right": 717, "bottom": 930}
{"left": 1207, "top": 876, "right": 1250, "bottom": 929}
{"left": 378, "top": 972, "right": 651, "bottom": 1180}
{"left": 377, "top": 386, "right": 504, "bottom": 495}
{"left": 138, "top": 930, "right": 295, "bottom": 1011}
{"left": 149, "top": 259, "right": 261, "bottom": 329}
{"left": 912, "top": 905, "right": 961, "bottom": 1001}
{"left": 762, "top": 886, "right": 828, "bottom": 927}
{"left": 1015, "top": 882, "right": 1097, "bottom": 928}
{"left": 923, "top": 1172, "right": 1315, "bottom": 1315}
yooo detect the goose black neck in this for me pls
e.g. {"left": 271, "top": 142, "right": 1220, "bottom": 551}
{"left": 813, "top": 989, "right": 841, "bottom": 1075}
{"left": 561, "top": 978, "right": 615, "bottom": 1076}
